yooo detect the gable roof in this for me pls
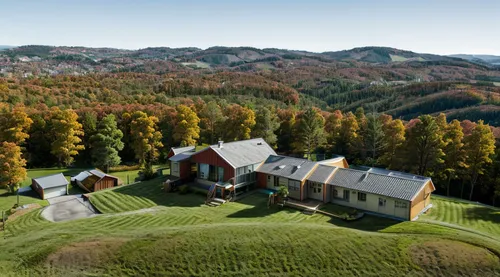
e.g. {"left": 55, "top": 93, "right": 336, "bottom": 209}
{"left": 33, "top": 173, "right": 69, "bottom": 189}
{"left": 169, "top": 152, "right": 194, "bottom": 162}
{"left": 256, "top": 155, "right": 317, "bottom": 181}
{"left": 199, "top": 138, "right": 277, "bottom": 168}
{"left": 327, "top": 168, "right": 432, "bottom": 201}
{"left": 170, "top": 146, "right": 196, "bottom": 156}
{"left": 307, "top": 164, "right": 338, "bottom": 183}
{"left": 70, "top": 169, "right": 118, "bottom": 182}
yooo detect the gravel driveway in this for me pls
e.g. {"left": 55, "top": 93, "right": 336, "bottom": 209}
{"left": 42, "top": 195, "right": 98, "bottom": 222}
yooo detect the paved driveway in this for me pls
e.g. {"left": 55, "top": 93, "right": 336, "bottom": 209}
{"left": 42, "top": 195, "right": 98, "bottom": 222}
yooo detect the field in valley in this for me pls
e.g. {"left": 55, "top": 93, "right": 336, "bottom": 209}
{"left": 0, "top": 177, "right": 499, "bottom": 276}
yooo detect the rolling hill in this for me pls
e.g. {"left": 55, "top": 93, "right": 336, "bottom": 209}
{"left": 1, "top": 45, "right": 500, "bottom": 125}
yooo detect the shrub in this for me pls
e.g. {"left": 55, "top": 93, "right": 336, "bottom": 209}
{"left": 109, "top": 164, "right": 141, "bottom": 172}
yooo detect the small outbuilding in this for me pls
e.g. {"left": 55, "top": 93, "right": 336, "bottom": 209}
{"left": 31, "top": 173, "right": 69, "bottom": 200}
{"left": 71, "top": 169, "right": 120, "bottom": 192}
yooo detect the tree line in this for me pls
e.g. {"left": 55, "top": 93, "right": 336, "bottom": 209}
{"left": 0, "top": 102, "right": 499, "bottom": 206}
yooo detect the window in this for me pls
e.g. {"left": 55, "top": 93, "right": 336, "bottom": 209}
{"left": 378, "top": 198, "right": 386, "bottom": 207}
{"left": 357, "top": 192, "right": 366, "bottom": 202}
{"left": 343, "top": 190, "right": 350, "bottom": 201}
{"left": 267, "top": 175, "right": 271, "bottom": 180}
{"left": 288, "top": 180, "right": 300, "bottom": 191}
{"left": 333, "top": 189, "right": 338, "bottom": 198}
{"left": 199, "top": 163, "right": 209, "bottom": 179}
{"left": 395, "top": 200, "right": 408, "bottom": 209}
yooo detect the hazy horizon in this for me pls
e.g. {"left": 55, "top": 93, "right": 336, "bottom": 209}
{"left": 1, "top": 0, "right": 499, "bottom": 55}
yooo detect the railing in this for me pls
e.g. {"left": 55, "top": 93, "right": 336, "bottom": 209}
{"left": 235, "top": 172, "right": 256, "bottom": 185}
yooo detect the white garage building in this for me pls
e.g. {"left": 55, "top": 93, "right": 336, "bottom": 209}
{"left": 31, "top": 173, "right": 69, "bottom": 200}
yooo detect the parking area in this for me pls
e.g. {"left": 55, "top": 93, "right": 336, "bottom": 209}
{"left": 42, "top": 195, "right": 98, "bottom": 222}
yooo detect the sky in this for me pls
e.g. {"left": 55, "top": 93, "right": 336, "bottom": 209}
{"left": 1, "top": 0, "right": 499, "bottom": 55}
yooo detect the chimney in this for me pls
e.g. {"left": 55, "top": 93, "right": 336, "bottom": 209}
{"left": 218, "top": 141, "right": 224, "bottom": 148}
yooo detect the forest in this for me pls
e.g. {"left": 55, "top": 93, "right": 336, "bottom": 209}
{"left": 0, "top": 101, "right": 499, "bottom": 206}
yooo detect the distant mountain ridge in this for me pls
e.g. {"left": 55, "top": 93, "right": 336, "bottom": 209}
{"left": 448, "top": 54, "right": 500, "bottom": 66}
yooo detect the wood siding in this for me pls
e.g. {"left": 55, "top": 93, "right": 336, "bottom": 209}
{"left": 191, "top": 148, "right": 235, "bottom": 181}
{"left": 31, "top": 180, "right": 44, "bottom": 199}
{"left": 94, "top": 176, "right": 118, "bottom": 192}
{"left": 179, "top": 160, "right": 192, "bottom": 180}
{"left": 257, "top": 172, "right": 267, "bottom": 189}
{"left": 322, "top": 159, "right": 349, "bottom": 168}
{"left": 166, "top": 149, "right": 175, "bottom": 159}
{"left": 410, "top": 181, "right": 433, "bottom": 220}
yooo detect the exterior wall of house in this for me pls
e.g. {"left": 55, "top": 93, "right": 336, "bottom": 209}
{"left": 179, "top": 160, "right": 192, "bottom": 180}
{"left": 410, "top": 181, "right": 433, "bottom": 220}
{"left": 330, "top": 186, "right": 411, "bottom": 220}
{"left": 191, "top": 148, "right": 234, "bottom": 181}
{"left": 322, "top": 159, "right": 348, "bottom": 168}
{"left": 94, "top": 176, "right": 117, "bottom": 191}
{"left": 257, "top": 172, "right": 267, "bottom": 189}
{"left": 306, "top": 181, "right": 324, "bottom": 201}
{"left": 166, "top": 149, "right": 175, "bottom": 159}
{"left": 31, "top": 180, "right": 44, "bottom": 199}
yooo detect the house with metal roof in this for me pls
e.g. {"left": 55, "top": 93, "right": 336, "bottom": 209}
{"left": 167, "top": 146, "right": 197, "bottom": 181}
{"left": 326, "top": 167, "right": 435, "bottom": 220}
{"left": 71, "top": 169, "right": 120, "bottom": 192}
{"left": 256, "top": 155, "right": 319, "bottom": 200}
{"left": 31, "top": 173, "right": 69, "bottom": 199}
{"left": 188, "top": 138, "right": 277, "bottom": 196}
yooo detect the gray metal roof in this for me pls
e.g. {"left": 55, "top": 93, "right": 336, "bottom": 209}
{"left": 256, "top": 155, "right": 317, "bottom": 181}
{"left": 317, "top": 156, "right": 346, "bottom": 165}
{"left": 208, "top": 138, "right": 277, "bottom": 168}
{"left": 307, "top": 165, "right": 338, "bottom": 183}
{"left": 171, "top": 146, "right": 196, "bottom": 156}
{"left": 33, "top": 173, "right": 69, "bottom": 189}
{"left": 327, "top": 168, "right": 430, "bottom": 201}
{"left": 169, "top": 152, "right": 194, "bottom": 162}
{"left": 88, "top": 169, "right": 118, "bottom": 180}
{"left": 352, "top": 166, "right": 431, "bottom": 182}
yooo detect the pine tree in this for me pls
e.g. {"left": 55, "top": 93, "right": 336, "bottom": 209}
{"left": 130, "top": 111, "right": 163, "bottom": 171}
{"left": 442, "top": 119, "right": 467, "bottom": 196}
{"left": 276, "top": 109, "right": 296, "bottom": 153}
{"left": 199, "top": 101, "right": 225, "bottom": 144}
{"left": 464, "top": 120, "right": 496, "bottom": 200}
{"left": 49, "top": 107, "right": 85, "bottom": 167}
{"left": 252, "top": 106, "right": 280, "bottom": 147}
{"left": 90, "top": 114, "right": 124, "bottom": 173}
{"left": 362, "top": 114, "right": 385, "bottom": 166}
{"left": 293, "top": 107, "right": 326, "bottom": 159}
{"left": 173, "top": 105, "right": 200, "bottom": 147}
{"left": 404, "top": 115, "right": 445, "bottom": 176}
{"left": 379, "top": 117, "right": 405, "bottom": 169}
{"left": 0, "top": 142, "right": 27, "bottom": 193}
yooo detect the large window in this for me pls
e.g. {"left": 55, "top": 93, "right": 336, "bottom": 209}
{"left": 199, "top": 163, "right": 209, "bottom": 179}
{"left": 172, "top": 162, "right": 179, "bottom": 173}
{"left": 357, "top": 192, "right": 366, "bottom": 202}
{"left": 288, "top": 180, "right": 300, "bottom": 191}
{"left": 395, "top": 200, "right": 408, "bottom": 208}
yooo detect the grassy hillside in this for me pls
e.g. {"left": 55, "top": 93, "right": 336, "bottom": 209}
{"left": 0, "top": 178, "right": 499, "bottom": 276}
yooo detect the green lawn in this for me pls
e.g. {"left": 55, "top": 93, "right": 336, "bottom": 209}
{"left": 0, "top": 165, "right": 168, "bottom": 214}
{"left": 0, "top": 179, "right": 499, "bottom": 276}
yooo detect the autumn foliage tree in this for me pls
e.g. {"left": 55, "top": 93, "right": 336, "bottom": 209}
{"left": 223, "top": 104, "right": 256, "bottom": 141}
{"left": 378, "top": 117, "right": 405, "bottom": 169}
{"left": 49, "top": 107, "right": 85, "bottom": 167}
{"left": 173, "top": 105, "right": 200, "bottom": 147}
{"left": 0, "top": 142, "right": 27, "bottom": 192}
{"left": 0, "top": 105, "right": 33, "bottom": 145}
{"left": 129, "top": 111, "right": 163, "bottom": 174}
{"left": 441, "top": 119, "right": 467, "bottom": 196}
{"left": 252, "top": 106, "right": 280, "bottom": 147}
{"left": 464, "top": 120, "right": 496, "bottom": 200}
